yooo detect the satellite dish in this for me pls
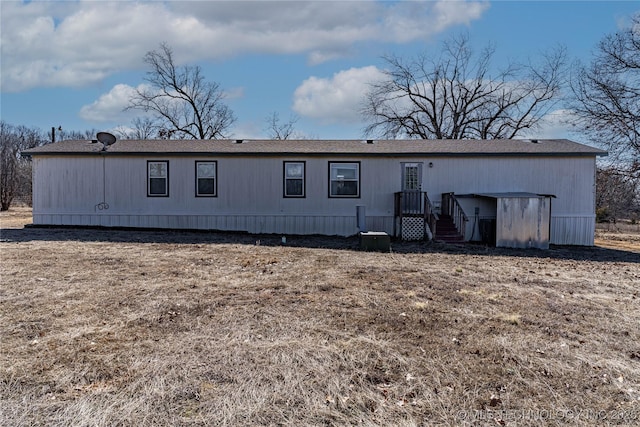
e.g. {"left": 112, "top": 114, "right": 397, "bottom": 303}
{"left": 96, "top": 132, "right": 117, "bottom": 146}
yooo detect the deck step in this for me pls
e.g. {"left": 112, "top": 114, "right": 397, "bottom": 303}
{"left": 435, "top": 233, "right": 465, "bottom": 242}
{"left": 434, "top": 215, "right": 464, "bottom": 242}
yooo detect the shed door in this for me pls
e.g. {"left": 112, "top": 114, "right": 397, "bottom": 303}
{"left": 401, "top": 163, "right": 423, "bottom": 213}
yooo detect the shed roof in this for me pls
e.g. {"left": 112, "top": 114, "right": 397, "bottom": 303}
{"left": 471, "top": 192, "right": 556, "bottom": 199}
{"left": 22, "top": 138, "right": 607, "bottom": 157}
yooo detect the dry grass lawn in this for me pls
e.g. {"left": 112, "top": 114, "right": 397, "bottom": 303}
{"left": 1, "top": 207, "right": 639, "bottom": 426}
{"left": 596, "top": 222, "right": 640, "bottom": 253}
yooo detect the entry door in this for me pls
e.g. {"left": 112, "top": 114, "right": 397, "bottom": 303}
{"left": 401, "top": 163, "right": 423, "bottom": 213}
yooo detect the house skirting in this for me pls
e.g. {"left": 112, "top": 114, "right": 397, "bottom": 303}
{"left": 31, "top": 213, "right": 595, "bottom": 245}
{"left": 549, "top": 215, "right": 596, "bottom": 246}
{"left": 32, "top": 213, "right": 395, "bottom": 237}
{"left": 400, "top": 217, "right": 426, "bottom": 241}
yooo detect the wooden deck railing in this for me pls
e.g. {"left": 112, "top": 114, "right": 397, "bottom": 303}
{"left": 394, "top": 191, "right": 439, "bottom": 239}
{"left": 424, "top": 193, "right": 439, "bottom": 240}
{"left": 442, "top": 192, "right": 468, "bottom": 238}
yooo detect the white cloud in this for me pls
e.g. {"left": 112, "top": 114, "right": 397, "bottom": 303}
{"left": 381, "top": 1, "right": 488, "bottom": 43}
{"left": 1, "top": 2, "right": 157, "bottom": 91}
{"left": 520, "top": 109, "right": 579, "bottom": 140}
{"left": 0, "top": 0, "right": 489, "bottom": 92}
{"left": 292, "top": 66, "right": 385, "bottom": 123}
{"left": 224, "top": 86, "right": 245, "bottom": 101}
{"left": 228, "top": 120, "right": 265, "bottom": 140}
{"left": 79, "top": 84, "right": 146, "bottom": 123}
{"left": 80, "top": 82, "right": 244, "bottom": 125}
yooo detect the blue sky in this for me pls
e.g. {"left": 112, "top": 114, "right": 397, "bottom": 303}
{"left": 1, "top": 0, "right": 638, "bottom": 140}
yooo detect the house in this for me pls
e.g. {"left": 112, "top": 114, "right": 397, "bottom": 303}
{"left": 22, "top": 138, "right": 606, "bottom": 247}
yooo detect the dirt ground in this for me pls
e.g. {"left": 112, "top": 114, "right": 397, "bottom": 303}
{"left": 1, "top": 208, "right": 639, "bottom": 426}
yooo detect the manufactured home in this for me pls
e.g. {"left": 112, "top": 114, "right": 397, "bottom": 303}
{"left": 23, "top": 138, "right": 606, "bottom": 247}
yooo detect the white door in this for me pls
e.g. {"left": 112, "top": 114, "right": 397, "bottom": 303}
{"left": 401, "top": 163, "right": 423, "bottom": 213}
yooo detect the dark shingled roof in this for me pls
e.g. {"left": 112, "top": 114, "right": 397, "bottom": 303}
{"left": 22, "top": 138, "right": 607, "bottom": 157}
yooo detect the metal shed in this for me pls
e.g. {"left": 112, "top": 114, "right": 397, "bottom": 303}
{"left": 471, "top": 193, "right": 554, "bottom": 249}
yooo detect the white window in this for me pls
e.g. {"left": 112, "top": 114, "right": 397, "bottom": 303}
{"left": 284, "top": 161, "right": 305, "bottom": 197}
{"left": 147, "top": 161, "right": 168, "bottom": 197}
{"left": 196, "top": 161, "right": 217, "bottom": 197}
{"left": 403, "top": 163, "right": 421, "bottom": 191}
{"left": 329, "top": 162, "right": 360, "bottom": 198}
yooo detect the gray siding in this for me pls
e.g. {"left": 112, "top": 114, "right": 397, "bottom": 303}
{"left": 437, "top": 157, "right": 595, "bottom": 246}
{"left": 31, "top": 154, "right": 596, "bottom": 244}
{"left": 424, "top": 157, "right": 595, "bottom": 215}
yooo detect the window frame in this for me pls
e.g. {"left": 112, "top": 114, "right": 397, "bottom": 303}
{"left": 328, "top": 161, "right": 361, "bottom": 198}
{"left": 147, "top": 160, "right": 169, "bottom": 197}
{"left": 195, "top": 160, "right": 218, "bottom": 197}
{"left": 283, "top": 161, "right": 306, "bottom": 198}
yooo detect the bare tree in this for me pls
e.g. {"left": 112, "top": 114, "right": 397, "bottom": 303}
{"left": 67, "top": 129, "right": 99, "bottom": 140}
{"left": 1, "top": 122, "right": 44, "bottom": 210}
{"left": 115, "top": 117, "right": 160, "bottom": 140}
{"left": 47, "top": 127, "right": 99, "bottom": 142}
{"left": 363, "top": 34, "right": 566, "bottom": 140}
{"left": 264, "top": 112, "right": 301, "bottom": 140}
{"left": 596, "top": 166, "right": 639, "bottom": 222}
{"left": 570, "top": 13, "right": 640, "bottom": 171}
{"left": 128, "top": 43, "right": 236, "bottom": 139}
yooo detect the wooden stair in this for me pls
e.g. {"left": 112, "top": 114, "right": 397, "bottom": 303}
{"left": 434, "top": 214, "right": 465, "bottom": 243}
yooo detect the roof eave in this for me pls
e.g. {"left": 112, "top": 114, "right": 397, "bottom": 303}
{"left": 21, "top": 151, "right": 607, "bottom": 157}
